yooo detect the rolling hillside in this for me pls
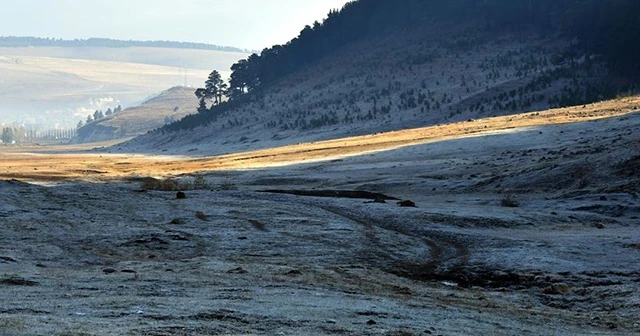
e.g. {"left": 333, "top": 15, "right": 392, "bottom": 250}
{"left": 74, "top": 86, "right": 199, "bottom": 143}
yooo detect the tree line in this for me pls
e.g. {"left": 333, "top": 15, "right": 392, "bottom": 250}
{"left": 77, "top": 105, "right": 122, "bottom": 129}
{"left": 0, "top": 36, "right": 251, "bottom": 53}
{"left": 2, "top": 126, "right": 76, "bottom": 144}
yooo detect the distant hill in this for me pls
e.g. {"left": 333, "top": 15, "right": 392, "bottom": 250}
{"left": 0, "top": 36, "right": 253, "bottom": 53}
{"left": 0, "top": 44, "right": 247, "bottom": 127}
{"left": 74, "top": 86, "right": 199, "bottom": 143}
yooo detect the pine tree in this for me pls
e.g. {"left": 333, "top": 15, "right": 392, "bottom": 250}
{"left": 197, "top": 98, "right": 208, "bottom": 114}
{"left": 205, "top": 70, "right": 226, "bottom": 105}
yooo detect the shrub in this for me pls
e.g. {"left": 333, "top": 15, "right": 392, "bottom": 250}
{"left": 193, "top": 175, "right": 210, "bottom": 189}
{"left": 138, "top": 175, "right": 211, "bottom": 191}
{"left": 500, "top": 194, "right": 520, "bottom": 207}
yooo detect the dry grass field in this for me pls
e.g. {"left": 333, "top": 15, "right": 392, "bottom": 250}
{"left": 1, "top": 95, "right": 638, "bottom": 182}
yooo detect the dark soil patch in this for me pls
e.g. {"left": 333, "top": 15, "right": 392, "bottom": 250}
{"left": 389, "top": 265, "right": 551, "bottom": 290}
{"left": 192, "top": 310, "right": 249, "bottom": 324}
{"left": 1, "top": 277, "right": 39, "bottom": 286}
{"left": 261, "top": 189, "right": 399, "bottom": 200}
{"left": 249, "top": 220, "right": 268, "bottom": 232}
{"left": 616, "top": 155, "right": 640, "bottom": 177}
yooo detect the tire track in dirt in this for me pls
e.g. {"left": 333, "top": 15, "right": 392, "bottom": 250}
{"left": 310, "top": 203, "right": 470, "bottom": 283}
{"left": 308, "top": 203, "right": 554, "bottom": 289}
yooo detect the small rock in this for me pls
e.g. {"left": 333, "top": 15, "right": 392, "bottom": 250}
{"left": 543, "top": 283, "right": 571, "bottom": 295}
{"left": 366, "top": 319, "right": 377, "bottom": 325}
{"left": 170, "top": 218, "right": 186, "bottom": 225}
{"left": 594, "top": 223, "right": 605, "bottom": 229}
{"left": 227, "top": 267, "right": 248, "bottom": 274}
{"left": 238, "top": 236, "right": 248, "bottom": 240}
{"left": 285, "top": 269, "right": 303, "bottom": 276}
{"left": 176, "top": 191, "right": 187, "bottom": 199}
{"left": 195, "top": 212, "right": 209, "bottom": 221}
{"left": 397, "top": 200, "right": 417, "bottom": 207}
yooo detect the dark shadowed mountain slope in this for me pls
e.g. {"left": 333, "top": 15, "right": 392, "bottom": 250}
{"left": 120, "top": 0, "right": 639, "bottom": 155}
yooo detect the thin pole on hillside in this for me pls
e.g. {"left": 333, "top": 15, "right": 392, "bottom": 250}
{"left": 183, "top": 68, "right": 188, "bottom": 87}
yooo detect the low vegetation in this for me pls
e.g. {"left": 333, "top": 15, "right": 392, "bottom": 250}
{"left": 500, "top": 194, "right": 520, "bottom": 208}
{"left": 138, "top": 175, "right": 211, "bottom": 191}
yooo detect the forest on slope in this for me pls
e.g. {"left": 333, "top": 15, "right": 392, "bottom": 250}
{"left": 159, "top": 0, "right": 639, "bottom": 135}
{"left": 223, "top": 0, "right": 639, "bottom": 96}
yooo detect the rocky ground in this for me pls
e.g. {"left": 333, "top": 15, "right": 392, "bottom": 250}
{"left": 1, "top": 110, "right": 639, "bottom": 335}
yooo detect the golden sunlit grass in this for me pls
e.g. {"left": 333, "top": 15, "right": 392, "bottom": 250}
{"left": 1, "top": 96, "right": 638, "bottom": 183}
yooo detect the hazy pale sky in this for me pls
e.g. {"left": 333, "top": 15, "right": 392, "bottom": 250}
{"left": 0, "top": 0, "right": 351, "bottom": 50}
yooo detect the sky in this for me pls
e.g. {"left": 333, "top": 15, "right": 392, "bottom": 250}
{"left": 0, "top": 0, "right": 352, "bottom": 50}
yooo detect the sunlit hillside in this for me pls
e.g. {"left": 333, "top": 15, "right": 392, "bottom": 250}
{"left": 74, "top": 86, "right": 200, "bottom": 143}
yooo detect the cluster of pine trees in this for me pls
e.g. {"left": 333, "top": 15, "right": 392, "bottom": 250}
{"left": 77, "top": 105, "right": 122, "bottom": 129}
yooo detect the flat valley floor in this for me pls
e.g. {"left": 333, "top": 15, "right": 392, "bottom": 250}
{"left": 1, "top": 100, "right": 639, "bottom": 335}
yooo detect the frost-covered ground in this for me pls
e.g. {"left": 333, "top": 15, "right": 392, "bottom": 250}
{"left": 1, "top": 111, "right": 640, "bottom": 335}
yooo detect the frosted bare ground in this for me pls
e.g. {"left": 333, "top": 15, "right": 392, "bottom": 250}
{"left": 1, "top": 106, "right": 639, "bottom": 334}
